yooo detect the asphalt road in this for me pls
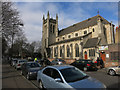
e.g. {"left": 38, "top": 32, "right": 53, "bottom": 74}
{"left": 85, "top": 69, "right": 120, "bottom": 88}
{"left": 2, "top": 62, "right": 120, "bottom": 89}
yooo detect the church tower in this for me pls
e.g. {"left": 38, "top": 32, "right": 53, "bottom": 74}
{"left": 42, "top": 11, "right": 58, "bottom": 58}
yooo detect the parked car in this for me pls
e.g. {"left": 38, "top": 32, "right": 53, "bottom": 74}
{"left": 42, "top": 58, "right": 52, "bottom": 66}
{"left": 106, "top": 66, "right": 120, "bottom": 76}
{"left": 37, "top": 65, "right": 106, "bottom": 89}
{"left": 21, "top": 62, "right": 42, "bottom": 80}
{"left": 11, "top": 58, "right": 18, "bottom": 67}
{"left": 70, "top": 59, "right": 98, "bottom": 71}
{"left": 51, "top": 59, "right": 66, "bottom": 65}
{"left": 15, "top": 59, "right": 28, "bottom": 70}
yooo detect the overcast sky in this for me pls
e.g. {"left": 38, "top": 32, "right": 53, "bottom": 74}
{"left": 13, "top": 1, "right": 118, "bottom": 42}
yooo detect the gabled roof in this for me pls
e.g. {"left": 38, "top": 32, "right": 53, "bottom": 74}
{"left": 50, "top": 32, "right": 92, "bottom": 46}
{"left": 83, "top": 37, "right": 99, "bottom": 48}
{"left": 58, "top": 15, "right": 110, "bottom": 36}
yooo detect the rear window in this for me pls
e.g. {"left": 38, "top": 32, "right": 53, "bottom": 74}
{"left": 19, "top": 60, "right": 27, "bottom": 63}
{"left": 28, "top": 63, "right": 41, "bottom": 68}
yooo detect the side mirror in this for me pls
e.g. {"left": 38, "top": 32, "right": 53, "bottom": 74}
{"left": 55, "top": 78, "right": 62, "bottom": 82}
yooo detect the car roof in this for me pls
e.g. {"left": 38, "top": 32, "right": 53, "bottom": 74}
{"left": 18, "top": 59, "right": 27, "bottom": 61}
{"left": 47, "top": 65, "right": 74, "bottom": 70}
{"left": 78, "top": 59, "right": 91, "bottom": 61}
{"left": 26, "top": 61, "right": 37, "bottom": 63}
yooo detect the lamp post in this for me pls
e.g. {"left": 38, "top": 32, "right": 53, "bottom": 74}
{"left": 11, "top": 23, "right": 24, "bottom": 58}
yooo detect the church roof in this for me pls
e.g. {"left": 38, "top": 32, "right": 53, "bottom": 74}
{"left": 83, "top": 36, "right": 108, "bottom": 48}
{"left": 58, "top": 15, "right": 110, "bottom": 36}
{"left": 83, "top": 37, "right": 99, "bottom": 48}
{"left": 50, "top": 32, "right": 92, "bottom": 46}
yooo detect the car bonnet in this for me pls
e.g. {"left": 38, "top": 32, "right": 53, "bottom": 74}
{"left": 68, "top": 76, "right": 105, "bottom": 88}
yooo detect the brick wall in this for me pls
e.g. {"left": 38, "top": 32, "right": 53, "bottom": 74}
{"left": 104, "top": 61, "right": 119, "bottom": 67}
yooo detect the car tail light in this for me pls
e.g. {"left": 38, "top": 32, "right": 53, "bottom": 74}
{"left": 87, "top": 64, "right": 91, "bottom": 66}
{"left": 17, "top": 64, "right": 20, "bottom": 66}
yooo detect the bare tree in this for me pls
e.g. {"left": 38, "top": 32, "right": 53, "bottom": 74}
{"left": 2, "top": 2, "right": 25, "bottom": 56}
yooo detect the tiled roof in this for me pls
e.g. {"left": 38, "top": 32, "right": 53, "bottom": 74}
{"left": 49, "top": 32, "right": 92, "bottom": 46}
{"left": 83, "top": 37, "right": 99, "bottom": 48}
{"left": 58, "top": 15, "right": 110, "bottom": 36}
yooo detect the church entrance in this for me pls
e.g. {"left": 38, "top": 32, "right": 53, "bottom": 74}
{"left": 84, "top": 51, "right": 88, "bottom": 59}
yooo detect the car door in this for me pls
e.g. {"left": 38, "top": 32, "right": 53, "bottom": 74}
{"left": 77, "top": 60, "right": 83, "bottom": 70}
{"left": 41, "top": 68, "right": 53, "bottom": 88}
{"left": 118, "top": 66, "right": 120, "bottom": 74}
{"left": 24, "top": 64, "right": 29, "bottom": 76}
{"left": 50, "top": 68, "right": 67, "bottom": 88}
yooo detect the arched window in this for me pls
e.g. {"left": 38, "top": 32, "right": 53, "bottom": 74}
{"left": 62, "top": 45, "right": 65, "bottom": 58}
{"left": 75, "top": 44, "right": 79, "bottom": 57}
{"left": 54, "top": 47, "right": 56, "bottom": 57}
{"left": 53, "top": 25, "right": 55, "bottom": 33}
{"left": 93, "top": 28, "right": 95, "bottom": 32}
{"left": 70, "top": 44, "right": 73, "bottom": 57}
{"left": 60, "top": 46, "right": 62, "bottom": 57}
{"left": 67, "top": 45, "right": 70, "bottom": 57}
{"left": 50, "top": 24, "right": 52, "bottom": 32}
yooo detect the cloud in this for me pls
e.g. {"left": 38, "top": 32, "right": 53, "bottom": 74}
{"left": 24, "top": 24, "right": 42, "bottom": 42}
{"left": 14, "top": 2, "right": 118, "bottom": 43}
{"left": 10, "top": 0, "right": 120, "bottom": 2}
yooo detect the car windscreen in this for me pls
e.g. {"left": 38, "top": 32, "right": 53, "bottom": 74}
{"left": 77, "top": 60, "right": 93, "bottom": 63}
{"left": 28, "top": 63, "right": 40, "bottom": 68}
{"left": 60, "top": 67, "right": 89, "bottom": 83}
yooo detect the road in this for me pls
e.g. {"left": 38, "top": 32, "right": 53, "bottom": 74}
{"left": 85, "top": 69, "right": 120, "bottom": 88}
{"left": 2, "top": 62, "right": 120, "bottom": 89}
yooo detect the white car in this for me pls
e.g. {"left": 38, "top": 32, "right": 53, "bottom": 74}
{"left": 37, "top": 65, "right": 106, "bottom": 89}
{"left": 11, "top": 59, "right": 18, "bottom": 67}
{"left": 15, "top": 59, "right": 27, "bottom": 70}
{"left": 106, "top": 66, "right": 120, "bottom": 76}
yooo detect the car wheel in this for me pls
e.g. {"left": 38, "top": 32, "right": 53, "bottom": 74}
{"left": 83, "top": 67, "right": 87, "bottom": 71}
{"left": 109, "top": 69, "right": 116, "bottom": 76}
{"left": 26, "top": 73, "right": 30, "bottom": 80}
{"left": 39, "top": 80, "right": 44, "bottom": 89}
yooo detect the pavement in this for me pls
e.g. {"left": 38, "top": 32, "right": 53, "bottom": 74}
{"left": 2, "top": 62, "right": 39, "bottom": 89}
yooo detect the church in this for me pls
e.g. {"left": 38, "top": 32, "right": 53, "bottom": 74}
{"left": 41, "top": 11, "right": 115, "bottom": 64}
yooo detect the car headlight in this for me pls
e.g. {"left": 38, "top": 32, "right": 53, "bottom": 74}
{"left": 29, "top": 71, "right": 36, "bottom": 74}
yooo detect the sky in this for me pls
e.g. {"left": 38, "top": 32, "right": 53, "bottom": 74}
{"left": 12, "top": 1, "right": 119, "bottom": 43}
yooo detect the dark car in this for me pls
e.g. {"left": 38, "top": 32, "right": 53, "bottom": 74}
{"left": 42, "top": 58, "right": 52, "bottom": 66}
{"left": 70, "top": 59, "right": 98, "bottom": 71}
{"left": 51, "top": 59, "right": 66, "bottom": 65}
{"left": 21, "top": 62, "right": 42, "bottom": 80}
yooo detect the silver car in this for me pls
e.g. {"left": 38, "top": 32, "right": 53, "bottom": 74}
{"left": 37, "top": 65, "right": 106, "bottom": 89}
{"left": 51, "top": 59, "right": 66, "bottom": 65}
{"left": 11, "top": 59, "right": 18, "bottom": 67}
{"left": 15, "top": 59, "right": 27, "bottom": 70}
{"left": 106, "top": 66, "right": 120, "bottom": 76}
